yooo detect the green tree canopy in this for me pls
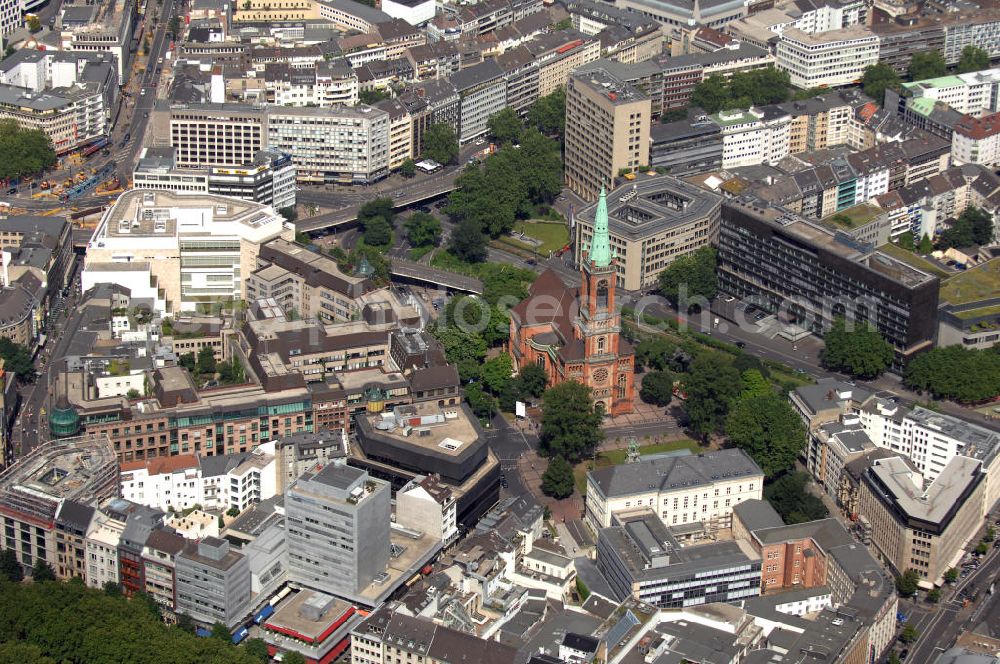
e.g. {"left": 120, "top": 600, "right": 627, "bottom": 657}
{"left": 527, "top": 87, "right": 566, "bottom": 138}
{"left": 541, "top": 456, "right": 575, "bottom": 499}
{"left": 0, "top": 337, "right": 34, "bottom": 377}
{"left": 634, "top": 337, "right": 677, "bottom": 372}
{"left": 726, "top": 393, "right": 805, "bottom": 476}
{"left": 359, "top": 88, "right": 390, "bottom": 105}
{"left": 0, "top": 119, "right": 57, "bottom": 181}
{"left": 820, "top": 318, "right": 894, "bottom": 379}
{"left": 861, "top": 62, "right": 902, "bottom": 104}
{"left": 487, "top": 107, "right": 523, "bottom": 145}
{"left": 0, "top": 548, "right": 23, "bottom": 582}
{"left": 443, "top": 295, "right": 508, "bottom": 347}
{"left": 908, "top": 50, "right": 947, "bottom": 81}
{"left": 639, "top": 370, "right": 673, "bottom": 406}
{"left": 196, "top": 346, "right": 217, "bottom": 376}
{"left": 422, "top": 123, "right": 459, "bottom": 165}
{"left": 243, "top": 639, "right": 270, "bottom": 663}
{"left": 404, "top": 212, "right": 441, "bottom": 247}
{"left": 689, "top": 68, "right": 791, "bottom": 113}
{"left": 958, "top": 46, "right": 991, "bottom": 73}
{"left": 448, "top": 217, "right": 489, "bottom": 263}
{"left": 739, "top": 369, "right": 772, "bottom": 400}
{"left": 282, "top": 652, "right": 308, "bottom": 664}
{"left": 904, "top": 345, "right": 1000, "bottom": 403}
{"left": 896, "top": 569, "right": 920, "bottom": 597}
{"left": 431, "top": 324, "right": 487, "bottom": 382}
{"left": 658, "top": 247, "right": 718, "bottom": 309}
{"left": 362, "top": 215, "right": 393, "bottom": 248}
{"left": 683, "top": 353, "right": 742, "bottom": 439}
{"left": 517, "top": 363, "right": 548, "bottom": 399}
{"left": 27, "top": 15, "right": 41, "bottom": 32}
{"left": 464, "top": 382, "right": 497, "bottom": 420}
{"left": 358, "top": 197, "right": 395, "bottom": 226}
{"left": 480, "top": 354, "right": 513, "bottom": 395}
{"left": 399, "top": 158, "right": 416, "bottom": 178}
{"left": 937, "top": 206, "right": 995, "bottom": 248}
{"left": 763, "top": 471, "right": 829, "bottom": 524}
{"left": 540, "top": 381, "right": 603, "bottom": 463}
{"left": 944, "top": 567, "right": 959, "bottom": 583}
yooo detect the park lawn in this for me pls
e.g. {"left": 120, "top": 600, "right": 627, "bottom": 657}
{"left": 821, "top": 203, "right": 882, "bottom": 231}
{"left": 573, "top": 439, "right": 702, "bottom": 496}
{"left": 513, "top": 220, "right": 570, "bottom": 255}
{"left": 407, "top": 245, "right": 433, "bottom": 261}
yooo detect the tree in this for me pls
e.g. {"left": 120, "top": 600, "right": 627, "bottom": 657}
{"left": 422, "top": 123, "right": 459, "bottom": 165}
{"left": 431, "top": 324, "right": 487, "bottom": 382}
{"left": 908, "top": 50, "right": 947, "bottom": 81}
{"left": 640, "top": 370, "right": 674, "bottom": 406}
{"left": 861, "top": 62, "right": 902, "bottom": 104}
{"left": 517, "top": 363, "right": 548, "bottom": 399}
{"left": 986, "top": 526, "right": 996, "bottom": 543}
{"left": 282, "top": 653, "right": 307, "bottom": 664}
{"left": 764, "top": 471, "right": 828, "bottom": 523}
{"left": 683, "top": 353, "right": 742, "bottom": 440}
{"left": 634, "top": 338, "right": 676, "bottom": 372}
{"left": 464, "top": 382, "right": 497, "bottom": 419}
{"left": 358, "top": 197, "right": 395, "bottom": 226}
{"left": 487, "top": 107, "right": 523, "bottom": 145}
{"left": 481, "top": 354, "right": 513, "bottom": 395}
{"left": 927, "top": 588, "right": 941, "bottom": 603}
{"left": 169, "top": 14, "right": 181, "bottom": 36}
{"left": 363, "top": 215, "right": 392, "bottom": 248}
{"left": 821, "top": 318, "right": 893, "bottom": 379}
{"left": 658, "top": 247, "right": 717, "bottom": 309}
{"left": 976, "top": 541, "right": 989, "bottom": 555}
{"left": 690, "top": 74, "right": 731, "bottom": 114}
{"left": 904, "top": 345, "right": 1000, "bottom": 402}
{"left": 244, "top": 639, "right": 270, "bottom": 663}
{"left": 541, "top": 456, "right": 575, "bottom": 499}
{"left": 226, "top": 506, "right": 240, "bottom": 517}
{"left": 938, "top": 206, "right": 995, "bottom": 248}
{"left": 539, "top": 381, "right": 603, "bottom": 463}
{"left": 896, "top": 569, "right": 920, "bottom": 597}
{"left": 0, "top": 120, "right": 57, "bottom": 183}
{"left": 900, "top": 624, "right": 920, "bottom": 644}
{"left": 27, "top": 15, "right": 41, "bottom": 32}
{"left": 896, "top": 230, "right": 915, "bottom": 251}
{"left": 958, "top": 45, "right": 991, "bottom": 73}
{"left": 527, "top": 87, "right": 566, "bottom": 138}
{"left": 944, "top": 567, "right": 959, "bottom": 583}
{"left": 399, "top": 158, "right": 416, "bottom": 178}
{"left": 126, "top": 388, "right": 140, "bottom": 399}
{"left": 279, "top": 206, "right": 298, "bottom": 223}
{"left": 0, "top": 549, "right": 22, "bottom": 582}
{"left": 196, "top": 346, "right": 217, "bottom": 376}
{"left": 917, "top": 234, "right": 934, "bottom": 254}
{"left": 0, "top": 338, "right": 34, "bottom": 377}
{"left": 888, "top": 652, "right": 902, "bottom": 664}
{"left": 553, "top": 16, "right": 572, "bottom": 30}
{"left": 103, "top": 581, "right": 122, "bottom": 596}
{"left": 31, "top": 559, "right": 55, "bottom": 582}
{"left": 210, "top": 622, "right": 231, "bottom": 642}
{"left": 449, "top": 217, "right": 488, "bottom": 263}
{"left": 178, "top": 352, "right": 196, "bottom": 373}
{"left": 359, "top": 88, "right": 390, "bottom": 105}
{"left": 727, "top": 393, "right": 806, "bottom": 477}
{"left": 739, "top": 369, "right": 772, "bottom": 400}
{"left": 404, "top": 212, "right": 441, "bottom": 247}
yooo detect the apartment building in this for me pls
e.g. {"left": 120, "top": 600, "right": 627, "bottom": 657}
{"left": 396, "top": 475, "right": 459, "bottom": 546}
{"left": 53, "top": 500, "right": 95, "bottom": 581}
{"left": 164, "top": 103, "right": 268, "bottom": 168}
{"left": 58, "top": 0, "right": 136, "bottom": 78}
{"left": 584, "top": 448, "right": 764, "bottom": 532}
{"left": 775, "top": 26, "right": 879, "bottom": 89}
{"left": 573, "top": 174, "right": 722, "bottom": 291}
{"left": 596, "top": 511, "right": 762, "bottom": 608}
{"left": 858, "top": 455, "right": 984, "bottom": 585}
{"left": 264, "top": 60, "right": 359, "bottom": 107}
{"left": 373, "top": 97, "right": 415, "bottom": 170}
{"left": 564, "top": 68, "right": 651, "bottom": 201}
{"left": 133, "top": 147, "right": 297, "bottom": 211}
{"left": 660, "top": 44, "right": 775, "bottom": 113}
{"left": 0, "top": 435, "right": 118, "bottom": 576}
{"left": 141, "top": 528, "right": 184, "bottom": 609}
{"left": 952, "top": 113, "right": 1000, "bottom": 167}
{"left": 718, "top": 199, "right": 940, "bottom": 361}
{"left": 523, "top": 29, "right": 601, "bottom": 97}
{"left": 891, "top": 68, "right": 1000, "bottom": 118}
{"left": 82, "top": 190, "right": 292, "bottom": 314}
{"left": 175, "top": 536, "right": 252, "bottom": 628}
{"left": 712, "top": 106, "right": 792, "bottom": 169}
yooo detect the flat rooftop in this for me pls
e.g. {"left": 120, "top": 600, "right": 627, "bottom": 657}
{"left": 360, "top": 402, "right": 479, "bottom": 457}
{"left": 265, "top": 590, "right": 356, "bottom": 643}
{"left": 572, "top": 67, "right": 648, "bottom": 105}
{"left": 940, "top": 258, "right": 1000, "bottom": 306}
{"left": 867, "top": 455, "right": 982, "bottom": 526}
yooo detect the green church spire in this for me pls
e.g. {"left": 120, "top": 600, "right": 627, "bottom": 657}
{"left": 590, "top": 187, "right": 612, "bottom": 268}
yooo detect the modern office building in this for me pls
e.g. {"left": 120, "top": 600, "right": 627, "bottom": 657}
{"left": 717, "top": 199, "right": 941, "bottom": 361}
{"left": 175, "top": 536, "right": 252, "bottom": 628}
{"left": 584, "top": 448, "right": 764, "bottom": 532}
{"left": 890, "top": 68, "right": 1000, "bottom": 118}
{"left": 133, "top": 147, "right": 297, "bottom": 211}
{"left": 450, "top": 60, "right": 507, "bottom": 144}
{"left": 58, "top": 0, "right": 136, "bottom": 78}
{"left": 573, "top": 174, "right": 722, "bottom": 291}
{"left": 564, "top": 68, "right": 651, "bottom": 202}
{"left": 858, "top": 455, "right": 985, "bottom": 585}
{"left": 712, "top": 106, "right": 792, "bottom": 168}
{"left": 596, "top": 511, "right": 762, "bottom": 607}
{"left": 649, "top": 118, "right": 723, "bottom": 175}
{"left": 82, "top": 189, "right": 293, "bottom": 314}
{"left": 285, "top": 464, "right": 392, "bottom": 601}
{"left": 775, "top": 26, "right": 879, "bottom": 89}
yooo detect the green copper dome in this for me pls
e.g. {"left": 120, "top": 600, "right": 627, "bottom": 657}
{"left": 49, "top": 397, "right": 80, "bottom": 438}
{"left": 590, "top": 187, "right": 611, "bottom": 268}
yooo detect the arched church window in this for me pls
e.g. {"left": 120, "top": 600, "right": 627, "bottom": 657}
{"left": 596, "top": 279, "right": 609, "bottom": 310}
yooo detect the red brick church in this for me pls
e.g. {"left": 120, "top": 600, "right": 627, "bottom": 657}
{"left": 508, "top": 189, "right": 635, "bottom": 416}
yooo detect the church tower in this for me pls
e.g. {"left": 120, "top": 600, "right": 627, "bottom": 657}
{"left": 577, "top": 188, "right": 633, "bottom": 415}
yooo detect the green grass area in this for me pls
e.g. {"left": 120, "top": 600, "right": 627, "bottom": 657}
{"left": 407, "top": 245, "right": 433, "bottom": 261}
{"left": 573, "top": 439, "right": 701, "bottom": 495}
{"left": 955, "top": 304, "right": 1000, "bottom": 320}
{"left": 512, "top": 220, "right": 570, "bottom": 255}
{"left": 940, "top": 259, "right": 1000, "bottom": 305}
{"left": 877, "top": 242, "right": 951, "bottom": 278}
{"left": 822, "top": 204, "right": 883, "bottom": 231}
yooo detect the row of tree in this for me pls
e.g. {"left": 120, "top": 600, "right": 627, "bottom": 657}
{"left": 690, "top": 67, "right": 795, "bottom": 115}
{"left": 0, "top": 119, "right": 57, "bottom": 182}
{"left": 862, "top": 46, "right": 991, "bottom": 103}
{"left": 905, "top": 344, "right": 1000, "bottom": 403}
{"left": 937, "top": 206, "right": 995, "bottom": 249}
